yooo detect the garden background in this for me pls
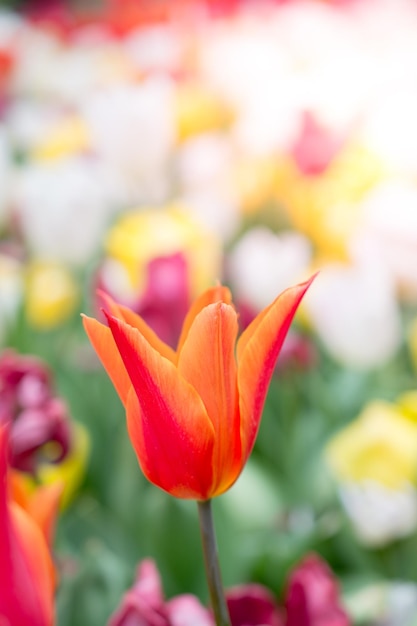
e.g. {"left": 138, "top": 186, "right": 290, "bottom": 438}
{"left": 1, "top": 0, "right": 417, "bottom": 624}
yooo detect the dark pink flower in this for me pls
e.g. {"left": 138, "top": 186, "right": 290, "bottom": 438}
{"left": 285, "top": 554, "right": 350, "bottom": 626}
{"left": 132, "top": 253, "right": 191, "bottom": 349}
{"left": 0, "top": 350, "right": 71, "bottom": 474}
{"left": 226, "top": 584, "right": 284, "bottom": 626}
{"left": 96, "top": 252, "right": 191, "bottom": 350}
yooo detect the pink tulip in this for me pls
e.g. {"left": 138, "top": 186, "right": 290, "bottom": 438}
{"left": 108, "top": 559, "right": 213, "bottom": 626}
{"left": 0, "top": 349, "right": 71, "bottom": 473}
{"left": 285, "top": 554, "right": 350, "bottom": 626}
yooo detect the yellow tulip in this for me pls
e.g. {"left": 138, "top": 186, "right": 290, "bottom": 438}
{"left": 326, "top": 400, "right": 417, "bottom": 489}
{"left": 104, "top": 205, "right": 221, "bottom": 298}
{"left": 32, "top": 117, "right": 89, "bottom": 162}
{"left": 25, "top": 260, "right": 79, "bottom": 329}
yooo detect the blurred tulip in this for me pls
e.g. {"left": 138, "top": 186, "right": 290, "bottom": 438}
{"left": 10, "top": 471, "right": 62, "bottom": 546}
{"left": 290, "top": 111, "right": 345, "bottom": 177}
{"left": 31, "top": 114, "right": 89, "bottom": 161}
{"left": 226, "top": 227, "right": 312, "bottom": 311}
{"left": 108, "top": 558, "right": 213, "bottom": 626}
{"left": 82, "top": 79, "right": 176, "bottom": 205}
{"left": 83, "top": 277, "right": 314, "bottom": 499}
{"left": 304, "top": 260, "right": 401, "bottom": 370}
{"left": 382, "top": 582, "right": 417, "bottom": 626}
{"left": 109, "top": 553, "right": 348, "bottom": 626}
{"left": 99, "top": 250, "right": 189, "bottom": 349}
{"left": 231, "top": 155, "right": 283, "bottom": 216}
{"left": 99, "top": 205, "right": 222, "bottom": 347}
{"left": 177, "top": 133, "right": 239, "bottom": 241}
{"left": 0, "top": 349, "right": 72, "bottom": 474}
{"left": 174, "top": 82, "right": 232, "bottom": 141}
{"left": 226, "top": 584, "right": 283, "bottom": 626}
{"left": 25, "top": 259, "right": 79, "bottom": 329}
{"left": 338, "top": 481, "right": 417, "bottom": 547}
{"left": 327, "top": 400, "right": 417, "bottom": 490}
{"left": 12, "top": 157, "right": 116, "bottom": 266}
{"left": 0, "top": 424, "right": 56, "bottom": 626}
{"left": 285, "top": 554, "right": 350, "bottom": 626}
{"left": 352, "top": 180, "right": 417, "bottom": 303}
{"left": 275, "top": 144, "right": 385, "bottom": 262}
{"left": 326, "top": 398, "right": 417, "bottom": 545}
{"left": 37, "top": 420, "right": 90, "bottom": 509}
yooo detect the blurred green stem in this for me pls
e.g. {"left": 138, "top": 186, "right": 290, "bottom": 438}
{"left": 197, "top": 499, "right": 231, "bottom": 626}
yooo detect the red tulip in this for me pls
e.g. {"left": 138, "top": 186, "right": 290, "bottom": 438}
{"left": 83, "top": 276, "right": 314, "bottom": 499}
{"left": 0, "top": 424, "right": 56, "bottom": 626}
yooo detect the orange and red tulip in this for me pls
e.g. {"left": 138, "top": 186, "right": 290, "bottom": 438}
{"left": 0, "top": 424, "right": 57, "bottom": 626}
{"left": 82, "top": 276, "right": 314, "bottom": 500}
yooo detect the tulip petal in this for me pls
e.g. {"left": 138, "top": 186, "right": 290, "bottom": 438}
{"left": 28, "top": 482, "right": 63, "bottom": 547}
{"left": 11, "top": 503, "right": 56, "bottom": 626}
{"left": 10, "top": 473, "right": 62, "bottom": 546}
{"left": 98, "top": 290, "right": 176, "bottom": 363}
{"left": 178, "top": 302, "right": 241, "bottom": 494}
{"left": 82, "top": 314, "right": 131, "bottom": 406}
{"left": 237, "top": 276, "right": 315, "bottom": 462}
{"left": 106, "top": 314, "right": 216, "bottom": 499}
{"left": 177, "top": 285, "right": 232, "bottom": 356}
{"left": 0, "top": 425, "right": 55, "bottom": 626}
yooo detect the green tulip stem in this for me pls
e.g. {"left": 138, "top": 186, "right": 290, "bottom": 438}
{"left": 197, "top": 499, "right": 232, "bottom": 626}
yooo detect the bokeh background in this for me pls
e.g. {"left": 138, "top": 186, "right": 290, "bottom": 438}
{"left": 2, "top": 0, "right": 417, "bottom": 624}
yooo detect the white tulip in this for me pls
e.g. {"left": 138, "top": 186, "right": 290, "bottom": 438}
{"left": 304, "top": 261, "right": 402, "bottom": 369}
{"left": 340, "top": 481, "right": 417, "bottom": 547}
{"left": 227, "top": 227, "right": 312, "bottom": 310}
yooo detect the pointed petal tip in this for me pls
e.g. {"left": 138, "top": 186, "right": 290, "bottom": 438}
{"left": 294, "top": 271, "right": 319, "bottom": 295}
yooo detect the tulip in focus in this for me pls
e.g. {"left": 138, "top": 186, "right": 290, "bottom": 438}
{"left": 0, "top": 424, "right": 57, "bottom": 626}
{"left": 83, "top": 276, "right": 314, "bottom": 499}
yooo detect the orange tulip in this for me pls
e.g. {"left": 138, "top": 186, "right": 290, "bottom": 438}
{"left": 0, "top": 424, "right": 57, "bottom": 626}
{"left": 83, "top": 276, "right": 314, "bottom": 499}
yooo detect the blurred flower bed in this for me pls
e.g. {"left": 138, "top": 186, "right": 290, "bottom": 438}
{"left": 1, "top": 0, "right": 417, "bottom": 624}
